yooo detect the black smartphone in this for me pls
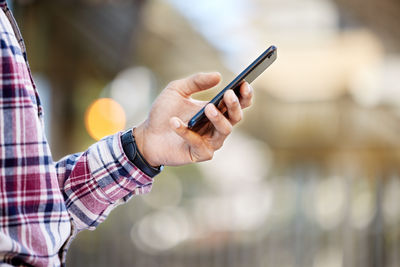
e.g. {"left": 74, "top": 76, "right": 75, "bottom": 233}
{"left": 188, "top": 45, "right": 277, "bottom": 131}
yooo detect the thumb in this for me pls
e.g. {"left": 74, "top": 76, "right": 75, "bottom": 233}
{"left": 170, "top": 72, "right": 221, "bottom": 97}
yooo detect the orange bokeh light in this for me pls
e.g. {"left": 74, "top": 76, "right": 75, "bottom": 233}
{"left": 85, "top": 98, "right": 126, "bottom": 140}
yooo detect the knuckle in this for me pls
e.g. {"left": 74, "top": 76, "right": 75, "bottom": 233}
{"left": 192, "top": 73, "right": 205, "bottom": 88}
{"left": 205, "top": 150, "right": 214, "bottom": 161}
{"left": 237, "top": 110, "right": 243, "bottom": 121}
{"left": 191, "top": 156, "right": 200, "bottom": 163}
{"left": 213, "top": 142, "right": 224, "bottom": 151}
{"left": 207, "top": 109, "right": 220, "bottom": 122}
{"left": 226, "top": 124, "right": 233, "bottom": 135}
{"left": 193, "top": 149, "right": 214, "bottom": 162}
{"left": 213, "top": 113, "right": 221, "bottom": 122}
{"left": 179, "top": 127, "right": 188, "bottom": 137}
{"left": 220, "top": 124, "right": 232, "bottom": 136}
{"left": 167, "top": 80, "right": 178, "bottom": 89}
{"left": 242, "top": 99, "right": 252, "bottom": 109}
{"left": 167, "top": 80, "right": 183, "bottom": 90}
{"left": 231, "top": 108, "right": 242, "bottom": 122}
{"left": 228, "top": 99, "right": 239, "bottom": 109}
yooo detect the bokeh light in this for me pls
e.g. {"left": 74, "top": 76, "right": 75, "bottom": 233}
{"left": 313, "top": 247, "right": 343, "bottom": 267}
{"left": 383, "top": 176, "right": 400, "bottom": 226}
{"left": 192, "top": 188, "right": 272, "bottom": 233}
{"left": 84, "top": 98, "right": 126, "bottom": 140}
{"left": 131, "top": 208, "right": 191, "bottom": 253}
{"left": 200, "top": 131, "right": 272, "bottom": 193}
{"left": 141, "top": 173, "right": 183, "bottom": 209}
{"left": 350, "top": 179, "right": 375, "bottom": 229}
{"left": 268, "top": 177, "right": 296, "bottom": 226}
{"left": 313, "top": 176, "right": 346, "bottom": 230}
{"left": 109, "top": 66, "right": 155, "bottom": 126}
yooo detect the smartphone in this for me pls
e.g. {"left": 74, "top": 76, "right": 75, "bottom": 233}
{"left": 187, "top": 45, "right": 277, "bottom": 131}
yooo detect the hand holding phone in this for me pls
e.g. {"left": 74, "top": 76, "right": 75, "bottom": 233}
{"left": 188, "top": 45, "right": 277, "bottom": 132}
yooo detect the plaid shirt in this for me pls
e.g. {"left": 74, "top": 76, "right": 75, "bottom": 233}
{"left": 0, "top": 2, "right": 154, "bottom": 266}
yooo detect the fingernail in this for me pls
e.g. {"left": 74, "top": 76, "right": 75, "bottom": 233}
{"left": 231, "top": 93, "right": 238, "bottom": 103}
{"left": 172, "top": 118, "right": 181, "bottom": 129}
{"left": 210, "top": 105, "right": 218, "bottom": 117}
{"left": 246, "top": 84, "right": 252, "bottom": 94}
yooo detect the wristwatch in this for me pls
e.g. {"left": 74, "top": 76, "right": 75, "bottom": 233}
{"left": 121, "top": 129, "right": 163, "bottom": 178}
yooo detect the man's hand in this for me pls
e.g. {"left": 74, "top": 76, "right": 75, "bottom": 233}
{"left": 133, "top": 72, "right": 253, "bottom": 166}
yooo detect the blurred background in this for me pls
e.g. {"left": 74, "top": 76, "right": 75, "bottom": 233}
{"left": 10, "top": 0, "right": 400, "bottom": 266}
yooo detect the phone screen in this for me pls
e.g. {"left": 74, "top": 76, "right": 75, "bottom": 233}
{"left": 188, "top": 45, "right": 277, "bottom": 131}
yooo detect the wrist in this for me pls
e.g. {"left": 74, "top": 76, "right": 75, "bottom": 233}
{"left": 121, "top": 128, "right": 162, "bottom": 178}
{"left": 133, "top": 124, "right": 160, "bottom": 168}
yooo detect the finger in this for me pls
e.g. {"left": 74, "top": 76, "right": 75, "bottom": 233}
{"left": 223, "top": 90, "right": 243, "bottom": 125}
{"left": 169, "top": 117, "right": 214, "bottom": 162}
{"left": 169, "top": 72, "right": 221, "bottom": 97}
{"left": 205, "top": 104, "right": 232, "bottom": 150}
{"left": 239, "top": 82, "right": 253, "bottom": 109}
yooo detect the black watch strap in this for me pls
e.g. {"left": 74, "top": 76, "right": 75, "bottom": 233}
{"left": 121, "top": 129, "right": 162, "bottom": 178}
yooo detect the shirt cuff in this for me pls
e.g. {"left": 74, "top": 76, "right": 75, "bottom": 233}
{"left": 86, "top": 132, "right": 154, "bottom": 204}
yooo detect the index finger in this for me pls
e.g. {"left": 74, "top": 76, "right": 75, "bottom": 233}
{"left": 169, "top": 117, "right": 214, "bottom": 162}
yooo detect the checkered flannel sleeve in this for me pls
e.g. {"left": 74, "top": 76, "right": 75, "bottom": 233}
{"left": 55, "top": 133, "right": 154, "bottom": 231}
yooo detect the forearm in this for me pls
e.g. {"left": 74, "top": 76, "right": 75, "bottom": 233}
{"left": 55, "top": 132, "right": 154, "bottom": 231}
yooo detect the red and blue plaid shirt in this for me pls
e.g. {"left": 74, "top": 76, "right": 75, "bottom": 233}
{"left": 0, "top": 2, "right": 153, "bottom": 266}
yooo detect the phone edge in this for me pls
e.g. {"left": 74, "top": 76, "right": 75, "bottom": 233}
{"left": 188, "top": 45, "right": 277, "bottom": 130}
